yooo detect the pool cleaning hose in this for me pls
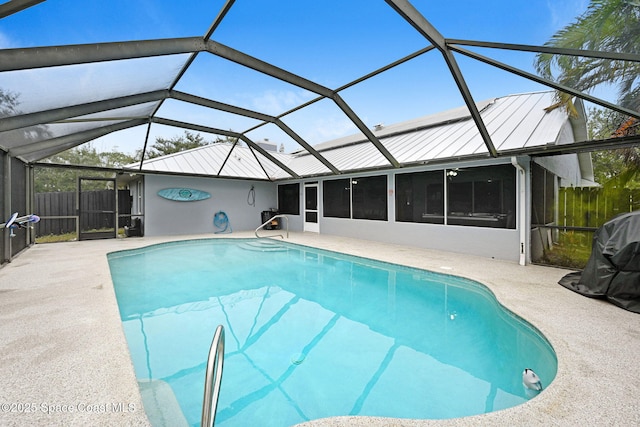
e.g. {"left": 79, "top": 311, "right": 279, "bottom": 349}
{"left": 213, "top": 211, "right": 232, "bottom": 234}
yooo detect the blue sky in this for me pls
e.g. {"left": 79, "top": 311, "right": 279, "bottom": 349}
{"left": 0, "top": 0, "right": 593, "bottom": 155}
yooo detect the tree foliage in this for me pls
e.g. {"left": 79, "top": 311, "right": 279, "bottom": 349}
{"left": 0, "top": 88, "right": 19, "bottom": 117}
{"left": 535, "top": 1, "right": 640, "bottom": 189}
{"left": 588, "top": 107, "right": 640, "bottom": 188}
{"left": 2, "top": 87, "right": 243, "bottom": 192}
{"left": 143, "top": 131, "right": 210, "bottom": 159}
{"left": 140, "top": 130, "right": 240, "bottom": 160}
{"left": 33, "top": 129, "right": 238, "bottom": 192}
{"left": 534, "top": 0, "right": 640, "bottom": 113}
{"left": 0, "top": 88, "right": 53, "bottom": 145}
{"left": 35, "top": 145, "right": 135, "bottom": 192}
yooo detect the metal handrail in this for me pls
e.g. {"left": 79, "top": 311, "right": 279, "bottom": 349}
{"left": 255, "top": 214, "right": 289, "bottom": 239}
{"left": 201, "top": 325, "right": 225, "bottom": 427}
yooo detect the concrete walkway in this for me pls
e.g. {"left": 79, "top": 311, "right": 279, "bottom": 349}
{"left": 0, "top": 233, "right": 638, "bottom": 426}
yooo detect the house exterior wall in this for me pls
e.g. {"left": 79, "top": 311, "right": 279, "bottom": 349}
{"left": 538, "top": 119, "right": 586, "bottom": 187}
{"left": 535, "top": 154, "right": 584, "bottom": 187}
{"left": 341, "top": 163, "right": 522, "bottom": 263}
{"left": 320, "top": 216, "right": 522, "bottom": 261}
{"left": 138, "top": 153, "right": 593, "bottom": 264}
{"left": 288, "top": 158, "right": 533, "bottom": 264}
{"left": 120, "top": 92, "right": 589, "bottom": 264}
{"left": 143, "top": 174, "right": 277, "bottom": 236}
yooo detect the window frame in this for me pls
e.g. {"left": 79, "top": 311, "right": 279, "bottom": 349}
{"left": 277, "top": 183, "right": 300, "bottom": 215}
{"left": 395, "top": 170, "right": 444, "bottom": 224}
{"left": 322, "top": 178, "right": 351, "bottom": 218}
{"left": 446, "top": 165, "right": 516, "bottom": 229}
{"left": 351, "top": 175, "right": 388, "bottom": 221}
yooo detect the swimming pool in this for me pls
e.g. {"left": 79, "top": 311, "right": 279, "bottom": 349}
{"left": 108, "top": 238, "right": 557, "bottom": 426}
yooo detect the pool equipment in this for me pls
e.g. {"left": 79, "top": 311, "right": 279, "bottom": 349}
{"left": 124, "top": 217, "right": 143, "bottom": 237}
{"left": 213, "top": 211, "right": 232, "bottom": 234}
{"left": 1, "top": 213, "right": 40, "bottom": 237}
{"left": 522, "top": 368, "right": 543, "bottom": 391}
{"left": 260, "top": 209, "right": 280, "bottom": 230}
{"left": 247, "top": 185, "right": 256, "bottom": 206}
{"left": 201, "top": 324, "right": 225, "bottom": 427}
{"left": 1, "top": 212, "right": 18, "bottom": 228}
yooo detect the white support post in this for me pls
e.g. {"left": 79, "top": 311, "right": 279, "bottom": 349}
{"left": 511, "top": 157, "right": 527, "bottom": 266}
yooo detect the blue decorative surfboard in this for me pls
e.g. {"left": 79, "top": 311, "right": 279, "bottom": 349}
{"left": 158, "top": 188, "right": 211, "bottom": 202}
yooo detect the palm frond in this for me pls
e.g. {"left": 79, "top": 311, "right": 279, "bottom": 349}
{"left": 534, "top": 0, "right": 639, "bottom": 111}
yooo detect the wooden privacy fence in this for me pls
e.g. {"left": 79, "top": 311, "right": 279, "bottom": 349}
{"left": 35, "top": 190, "right": 131, "bottom": 236}
{"left": 35, "top": 191, "right": 76, "bottom": 235}
{"left": 559, "top": 186, "right": 640, "bottom": 229}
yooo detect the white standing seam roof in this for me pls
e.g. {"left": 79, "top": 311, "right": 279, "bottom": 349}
{"left": 134, "top": 91, "right": 582, "bottom": 180}
{"left": 136, "top": 143, "right": 293, "bottom": 180}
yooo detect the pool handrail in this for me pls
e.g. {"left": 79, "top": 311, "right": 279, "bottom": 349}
{"left": 255, "top": 214, "right": 289, "bottom": 239}
{"left": 201, "top": 325, "right": 225, "bottom": 427}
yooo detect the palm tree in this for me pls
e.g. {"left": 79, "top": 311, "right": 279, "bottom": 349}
{"left": 535, "top": 0, "right": 640, "bottom": 189}
{"left": 534, "top": 0, "right": 640, "bottom": 114}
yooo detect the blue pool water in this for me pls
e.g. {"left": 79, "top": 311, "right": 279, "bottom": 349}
{"left": 108, "top": 239, "right": 557, "bottom": 426}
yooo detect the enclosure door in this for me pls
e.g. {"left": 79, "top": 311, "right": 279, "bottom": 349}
{"left": 304, "top": 183, "right": 319, "bottom": 233}
{"left": 78, "top": 177, "right": 117, "bottom": 240}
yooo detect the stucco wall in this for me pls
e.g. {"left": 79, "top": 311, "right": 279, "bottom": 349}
{"left": 319, "top": 217, "right": 522, "bottom": 262}
{"left": 139, "top": 158, "right": 534, "bottom": 263}
{"left": 312, "top": 163, "right": 526, "bottom": 264}
{"left": 535, "top": 154, "right": 583, "bottom": 187}
{"left": 538, "top": 120, "right": 588, "bottom": 187}
{"left": 143, "top": 175, "right": 278, "bottom": 236}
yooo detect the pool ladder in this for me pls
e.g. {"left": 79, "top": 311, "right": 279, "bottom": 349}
{"left": 255, "top": 214, "right": 289, "bottom": 239}
{"left": 201, "top": 325, "right": 225, "bottom": 427}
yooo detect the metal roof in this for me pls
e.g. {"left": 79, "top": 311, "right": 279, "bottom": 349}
{"left": 281, "top": 91, "right": 583, "bottom": 178}
{"left": 137, "top": 91, "right": 587, "bottom": 180}
{"left": 1, "top": 0, "right": 638, "bottom": 181}
{"left": 137, "top": 142, "right": 294, "bottom": 180}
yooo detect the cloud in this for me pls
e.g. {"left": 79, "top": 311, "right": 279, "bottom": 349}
{"left": 273, "top": 114, "right": 355, "bottom": 152}
{"left": 546, "top": 0, "right": 590, "bottom": 30}
{"left": 305, "top": 115, "right": 356, "bottom": 144}
{"left": 249, "top": 89, "right": 358, "bottom": 145}
{"left": 250, "top": 89, "right": 312, "bottom": 115}
{"left": 0, "top": 30, "right": 16, "bottom": 49}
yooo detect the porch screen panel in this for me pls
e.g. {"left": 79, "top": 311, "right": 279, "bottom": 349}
{"left": 323, "top": 179, "right": 350, "bottom": 218}
{"left": 11, "top": 157, "right": 28, "bottom": 255}
{"left": 0, "top": 151, "right": 4, "bottom": 264}
{"left": 395, "top": 171, "right": 444, "bottom": 224}
{"left": 278, "top": 183, "right": 300, "bottom": 215}
{"left": 352, "top": 175, "right": 387, "bottom": 221}
{"left": 446, "top": 165, "right": 516, "bottom": 229}
{"left": 531, "top": 163, "right": 556, "bottom": 225}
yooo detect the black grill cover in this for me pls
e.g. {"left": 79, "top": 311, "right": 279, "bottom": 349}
{"left": 558, "top": 210, "right": 640, "bottom": 313}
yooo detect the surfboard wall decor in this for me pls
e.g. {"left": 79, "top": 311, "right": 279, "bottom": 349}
{"left": 158, "top": 188, "right": 211, "bottom": 202}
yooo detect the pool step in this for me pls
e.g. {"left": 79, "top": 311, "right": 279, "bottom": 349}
{"left": 239, "top": 240, "right": 288, "bottom": 252}
{"left": 138, "top": 379, "right": 189, "bottom": 427}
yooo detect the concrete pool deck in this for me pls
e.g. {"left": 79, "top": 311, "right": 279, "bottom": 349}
{"left": 0, "top": 232, "right": 638, "bottom": 426}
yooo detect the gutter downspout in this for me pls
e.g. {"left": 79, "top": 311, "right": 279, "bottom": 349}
{"left": 511, "top": 156, "right": 526, "bottom": 266}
